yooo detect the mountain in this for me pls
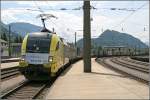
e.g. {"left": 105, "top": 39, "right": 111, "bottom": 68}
{"left": 144, "top": 41, "right": 149, "bottom": 46}
{"left": 0, "top": 21, "right": 18, "bottom": 41}
{"left": 0, "top": 21, "right": 7, "bottom": 28}
{"left": 0, "top": 21, "right": 9, "bottom": 32}
{"left": 77, "top": 29, "right": 148, "bottom": 49}
{"left": 8, "top": 22, "right": 42, "bottom": 36}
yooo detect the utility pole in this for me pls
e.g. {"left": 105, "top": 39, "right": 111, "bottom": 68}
{"left": 52, "top": 28, "right": 55, "bottom": 33}
{"left": 135, "top": 45, "right": 137, "bottom": 56}
{"left": 8, "top": 25, "right": 11, "bottom": 57}
{"left": 75, "top": 32, "right": 77, "bottom": 56}
{"left": 75, "top": 32, "right": 77, "bottom": 47}
{"left": 83, "top": 1, "right": 91, "bottom": 72}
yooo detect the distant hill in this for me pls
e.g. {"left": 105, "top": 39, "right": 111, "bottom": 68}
{"left": 144, "top": 41, "right": 149, "bottom": 46}
{"left": 77, "top": 29, "right": 148, "bottom": 49}
{"left": 0, "top": 21, "right": 19, "bottom": 42}
{"left": 8, "top": 22, "right": 42, "bottom": 36}
{"left": 0, "top": 21, "right": 7, "bottom": 28}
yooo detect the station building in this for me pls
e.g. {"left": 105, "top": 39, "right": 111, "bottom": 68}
{"left": 0, "top": 39, "right": 22, "bottom": 58}
{"left": 0, "top": 39, "right": 8, "bottom": 57}
{"left": 96, "top": 46, "right": 136, "bottom": 56}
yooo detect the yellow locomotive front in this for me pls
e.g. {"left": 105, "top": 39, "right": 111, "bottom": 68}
{"left": 19, "top": 32, "right": 64, "bottom": 80}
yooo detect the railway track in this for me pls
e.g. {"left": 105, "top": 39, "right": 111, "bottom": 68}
{"left": 121, "top": 57, "right": 149, "bottom": 66}
{"left": 96, "top": 57, "right": 149, "bottom": 82}
{"left": 1, "top": 57, "right": 82, "bottom": 99}
{"left": 111, "top": 57, "right": 149, "bottom": 73}
{"left": 1, "top": 80, "right": 50, "bottom": 99}
{"left": 1, "top": 67, "right": 20, "bottom": 81}
{"left": 131, "top": 56, "right": 149, "bottom": 62}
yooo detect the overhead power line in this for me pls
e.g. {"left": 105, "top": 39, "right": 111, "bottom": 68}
{"left": 24, "top": 7, "right": 147, "bottom": 11}
{"left": 10, "top": 7, "right": 148, "bottom": 11}
{"left": 33, "top": 0, "right": 45, "bottom": 14}
{"left": 111, "top": 2, "right": 148, "bottom": 29}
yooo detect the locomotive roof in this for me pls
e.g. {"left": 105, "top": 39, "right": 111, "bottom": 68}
{"left": 28, "top": 32, "right": 52, "bottom": 38}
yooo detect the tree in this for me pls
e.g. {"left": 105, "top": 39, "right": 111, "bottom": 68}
{"left": 1, "top": 33, "right": 3, "bottom": 39}
{"left": 98, "top": 46, "right": 102, "bottom": 57}
{"left": 18, "top": 36, "right": 23, "bottom": 43}
{"left": 14, "top": 35, "right": 23, "bottom": 43}
{"left": 14, "top": 36, "right": 19, "bottom": 43}
{"left": 2, "top": 33, "right": 7, "bottom": 41}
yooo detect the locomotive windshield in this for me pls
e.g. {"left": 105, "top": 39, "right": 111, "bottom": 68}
{"left": 26, "top": 32, "right": 51, "bottom": 53}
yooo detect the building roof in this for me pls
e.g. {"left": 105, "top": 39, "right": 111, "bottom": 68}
{"left": 102, "top": 46, "right": 126, "bottom": 48}
{"left": 0, "top": 39, "right": 7, "bottom": 43}
{"left": 11, "top": 43, "right": 22, "bottom": 46}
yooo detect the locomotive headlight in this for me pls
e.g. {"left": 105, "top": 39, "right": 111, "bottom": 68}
{"left": 44, "top": 56, "right": 53, "bottom": 68}
{"left": 21, "top": 55, "right": 26, "bottom": 61}
{"left": 19, "top": 55, "right": 28, "bottom": 67}
{"left": 49, "top": 56, "right": 53, "bottom": 62}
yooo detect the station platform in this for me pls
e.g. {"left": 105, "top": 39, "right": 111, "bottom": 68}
{"left": 45, "top": 59, "right": 149, "bottom": 99}
{"left": 1, "top": 57, "right": 20, "bottom": 63}
{"left": 1, "top": 62, "right": 19, "bottom": 69}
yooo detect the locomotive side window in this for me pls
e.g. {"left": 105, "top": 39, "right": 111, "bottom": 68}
{"left": 56, "top": 42, "right": 59, "bottom": 51}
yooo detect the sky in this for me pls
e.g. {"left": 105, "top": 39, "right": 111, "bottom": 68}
{"left": 1, "top": 1, "right": 149, "bottom": 43}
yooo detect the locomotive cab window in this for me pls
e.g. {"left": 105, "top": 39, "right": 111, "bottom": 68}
{"left": 26, "top": 33, "right": 51, "bottom": 53}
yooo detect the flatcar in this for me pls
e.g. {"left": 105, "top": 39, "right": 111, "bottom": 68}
{"left": 19, "top": 29, "right": 76, "bottom": 80}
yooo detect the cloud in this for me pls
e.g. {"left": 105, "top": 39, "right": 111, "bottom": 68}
{"left": 44, "top": 11, "right": 83, "bottom": 42}
{"left": 1, "top": 1, "right": 149, "bottom": 43}
{"left": 1, "top": 8, "right": 41, "bottom": 24}
{"left": 1, "top": 9, "right": 19, "bottom": 23}
{"left": 43, "top": 10, "right": 114, "bottom": 42}
{"left": 16, "top": 1, "right": 83, "bottom": 8}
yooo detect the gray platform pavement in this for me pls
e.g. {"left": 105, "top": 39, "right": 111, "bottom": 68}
{"left": 1, "top": 57, "right": 20, "bottom": 63}
{"left": 45, "top": 58, "right": 149, "bottom": 99}
{"left": 1, "top": 57, "right": 20, "bottom": 69}
{"left": 1, "top": 62, "right": 19, "bottom": 69}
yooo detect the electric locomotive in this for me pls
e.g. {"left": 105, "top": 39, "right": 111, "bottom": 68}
{"left": 19, "top": 28, "right": 76, "bottom": 80}
{"left": 19, "top": 14, "right": 76, "bottom": 80}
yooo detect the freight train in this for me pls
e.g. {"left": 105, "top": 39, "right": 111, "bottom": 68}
{"left": 19, "top": 29, "right": 76, "bottom": 80}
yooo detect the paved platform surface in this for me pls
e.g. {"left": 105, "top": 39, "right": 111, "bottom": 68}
{"left": 1, "top": 57, "right": 20, "bottom": 61}
{"left": 1, "top": 62, "right": 19, "bottom": 69}
{"left": 46, "top": 59, "right": 149, "bottom": 99}
{"left": 1, "top": 57, "right": 20, "bottom": 63}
